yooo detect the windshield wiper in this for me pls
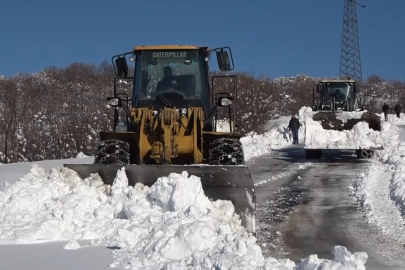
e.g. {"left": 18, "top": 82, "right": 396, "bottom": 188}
{"left": 141, "top": 75, "right": 172, "bottom": 107}
{"left": 156, "top": 93, "right": 172, "bottom": 107}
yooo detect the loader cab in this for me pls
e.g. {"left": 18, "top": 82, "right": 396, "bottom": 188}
{"left": 113, "top": 46, "right": 233, "bottom": 114}
{"left": 110, "top": 45, "right": 235, "bottom": 132}
{"left": 314, "top": 79, "right": 358, "bottom": 112}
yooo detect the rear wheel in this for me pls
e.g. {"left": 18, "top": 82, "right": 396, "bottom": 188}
{"left": 305, "top": 149, "right": 322, "bottom": 159}
{"left": 94, "top": 139, "right": 130, "bottom": 165}
{"left": 209, "top": 138, "right": 245, "bottom": 165}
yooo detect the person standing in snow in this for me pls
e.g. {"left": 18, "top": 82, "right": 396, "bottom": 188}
{"left": 288, "top": 114, "right": 301, "bottom": 145}
{"left": 382, "top": 102, "right": 389, "bottom": 121}
{"left": 394, "top": 104, "right": 401, "bottom": 118}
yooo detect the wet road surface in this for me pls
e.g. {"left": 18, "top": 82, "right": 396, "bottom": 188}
{"left": 248, "top": 146, "right": 405, "bottom": 269}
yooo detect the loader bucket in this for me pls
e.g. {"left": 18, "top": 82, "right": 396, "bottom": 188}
{"left": 63, "top": 164, "right": 256, "bottom": 234}
{"left": 312, "top": 111, "right": 381, "bottom": 131}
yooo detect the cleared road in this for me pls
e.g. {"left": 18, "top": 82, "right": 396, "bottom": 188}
{"left": 248, "top": 146, "right": 405, "bottom": 269}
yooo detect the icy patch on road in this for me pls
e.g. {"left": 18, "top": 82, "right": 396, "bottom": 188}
{"left": 255, "top": 162, "right": 317, "bottom": 187}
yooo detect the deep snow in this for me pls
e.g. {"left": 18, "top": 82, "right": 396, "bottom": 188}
{"left": 2, "top": 109, "right": 404, "bottom": 269}
{"left": 351, "top": 114, "right": 405, "bottom": 249}
{"left": 0, "top": 162, "right": 368, "bottom": 269}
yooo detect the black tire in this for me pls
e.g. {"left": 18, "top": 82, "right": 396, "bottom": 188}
{"left": 94, "top": 139, "right": 130, "bottom": 165}
{"left": 305, "top": 149, "right": 312, "bottom": 159}
{"left": 316, "top": 150, "right": 322, "bottom": 159}
{"left": 209, "top": 138, "right": 245, "bottom": 165}
{"left": 356, "top": 149, "right": 373, "bottom": 159}
{"left": 305, "top": 149, "right": 322, "bottom": 159}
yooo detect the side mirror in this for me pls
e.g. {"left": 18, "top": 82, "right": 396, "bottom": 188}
{"left": 354, "top": 84, "right": 360, "bottom": 93}
{"left": 316, "top": 84, "right": 321, "bottom": 93}
{"left": 107, "top": 97, "right": 122, "bottom": 107}
{"left": 217, "top": 97, "right": 234, "bottom": 107}
{"left": 216, "top": 50, "right": 232, "bottom": 71}
{"left": 115, "top": 57, "right": 128, "bottom": 78}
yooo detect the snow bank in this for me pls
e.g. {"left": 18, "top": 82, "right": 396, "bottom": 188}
{"left": 241, "top": 107, "right": 314, "bottom": 160}
{"left": 296, "top": 246, "right": 368, "bottom": 270}
{"left": 304, "top": 116, "right": 383, "bottom": 149}
{"left": 241, "top": 129, "right": 291, "bottom": 161}
{"left": 351, "top": 116, "right": 405, "bottom": 244}
{"left": 0, "top": 165, "right": 367, "bottom": 269}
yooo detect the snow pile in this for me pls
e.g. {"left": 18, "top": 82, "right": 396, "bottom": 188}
{"left": 379, "top": 112, "right": 405, "bottom": 126}
{"left": 0, "top": 165, "right": 368, "bottom": 269}
{"left": 241, "top": 107, "right": 314, "bottom": 160}
{"left": 241, "top": 130, "right": 291, "bottom": 161}
{"left": 63, "top": 240, "right": 81, "bottom": 250}
{"left": 351, "top": 118, "right": 405, "bottom": 244}
{"left": 335, "top": 111, "right": 366, "bottom": 123}
{"left": 304, "top": 116, "right": 383, "bottom": 149}
{"left": 75, "top": 152, "right": 89, "bottom": 158}
{"left": 258, "top": 106, "right": 384, "bottom": 151}
{"left": 295, "top": 246, "right": 368, "bottom": 270}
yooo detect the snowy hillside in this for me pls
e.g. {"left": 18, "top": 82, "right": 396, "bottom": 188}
{"left": 1, "top": 67, "right": 404, "bottom": 164}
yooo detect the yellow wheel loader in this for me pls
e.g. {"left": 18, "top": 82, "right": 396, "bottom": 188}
{"left": 305, "top": 78, "right": 382, "bottom": 160}
{"left": 64, "top": 45, "right": 256, "bottom": 233}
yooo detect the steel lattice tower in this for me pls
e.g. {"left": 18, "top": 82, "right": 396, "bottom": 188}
{"left": 339, "top": 0, "right": 365, "bottom": 82}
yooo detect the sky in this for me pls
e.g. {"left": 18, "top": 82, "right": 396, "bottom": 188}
{"left": 0, "top": 0, "right": 404, "bottom": 81}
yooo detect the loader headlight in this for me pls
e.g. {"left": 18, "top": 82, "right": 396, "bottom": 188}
{"left": 107, "top": 97, "right": 121, "bottom": 107}
{"left": 219, "top": 97, "right": 234, "bottom": 107}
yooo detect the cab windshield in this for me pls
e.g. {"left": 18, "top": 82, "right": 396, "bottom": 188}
{"left": 326, "top": 82, "right": 352, "bottom": 102}
{"left": 139, "top": 50, "right": 202, "bottom": 100}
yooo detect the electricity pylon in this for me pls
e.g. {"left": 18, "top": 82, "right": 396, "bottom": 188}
{"left": 339, "top": 0, "right": 365, "bottom": 82}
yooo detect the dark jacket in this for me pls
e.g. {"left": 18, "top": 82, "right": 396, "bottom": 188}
{"left": 395, "top": 104, "right": 401, "bottom": 113}
{"left": 288, "top": 118, "right": 301, "bottom": 130}
{"left": 382, "top": 104, "right": 389, "bottom": 112}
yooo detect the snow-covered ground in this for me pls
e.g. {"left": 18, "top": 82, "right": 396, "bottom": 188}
{"left": 0, "top": 160, "right": 368, "bottom": 269}
{"left": 2, "top": 109, "right": 405, "bottom": 269}
{"left": 351, "top": 113, "right": 405, "bottom": 247}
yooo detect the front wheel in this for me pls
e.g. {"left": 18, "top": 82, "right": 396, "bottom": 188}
{"left": 305, "top": 149, "right": 322, "bottom": 159}
{"left": 209, "top": 138, "right": 245, "bottom": 165}
{"left": 94, "top": 139, "right": 130, "bottom": 165}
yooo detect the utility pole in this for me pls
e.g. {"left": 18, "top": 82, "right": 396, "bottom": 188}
{"left": 339, "top": 0, "right": 365, "bottom": 82}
